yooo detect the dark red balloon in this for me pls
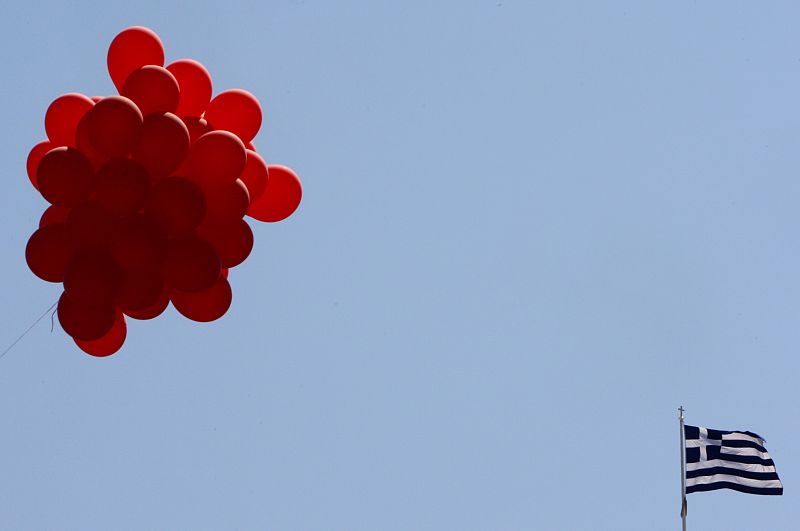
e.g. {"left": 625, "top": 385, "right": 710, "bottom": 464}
{"left": 162, "top": 236, "right": 220, "bottom": 292}
{"left": 204, "top": 179, "right": 250, "bottom": 225}
{"left": 146, "top": 177, "right": 206, "bottom": 238}
{"left": 74, "top": 310, "right": 127, "bottom": 357}
{"left": 204, "top": 89, "right": 262, "bottom": 143}
{"left": 27, "top": 140, "right": 53, "bottom": 190}
{"left": 57, "top": 291, "right": 116, "bottom": 341}
{"left": 39, "top": 205, "right": 71, "bottom": 228}
{"left": 45, "top": 93, "right": 94, "bottom": 148}
{"left": 110, "top": 216, "right": 166, "bottom": 271}
{"left": 124, "top": 290, "right": 169, "bottom": 320}
{"left": 198, "top": 219, "right": 253, "bottom": 268}
{"left": 182, "top": 117, "right": 211, "bottom": 143}
{"left": 132, "top": 112, "right": 189, "bottom": 176}
{"left": 167, "top": 59, "right": 213, "bottom": 118}
{"left": 75, "top": 113, "right": 109, "bottom": 169}
{"left": 121, "top": 65, "right": 180, "bottom": 116}
{"left": 25, "top": 223, "right": 75, "bottom": 282}
{"left": 65, "top": 202, "right": 116, "bottom": 248}
{"left": 116, "top": 268, "right": 164, "bottom": 311}
{"left": 107, "top": 26, "right": 165, "bottom": 92}
{"left": 95, "top": 158, "right": 150, "bottom": 217}
{"left": 36, "top": 147, "right": 93, "bottom": 207}
{"left": 85, "top": 96, "right": 143, "bottom": 157}
{"left": 240, "top": 149, "right": 268, "bottom": 202}
{"left": 63, "top": 248, "right": 121, "bottom": 305}
{"left": 171, "top": 276, "right": 232, "bottom": 322}
{"left": 188, "top": 131, "right": 246, "bottom": 188}
{"left": 248, "top": 165, "right": 303, "bottom": 222}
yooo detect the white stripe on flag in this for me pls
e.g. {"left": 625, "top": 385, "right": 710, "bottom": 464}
{"left": 722, "top": 432, "right": 764, "bottom": 445}
{"left": 686, "top": 459, "right": 776, "bottom": 474}
{"left": 720, "top": 447, "right": 771, "bottom": 458}
{"left": 686, "top": 474, "right": 782, "bottom": 490}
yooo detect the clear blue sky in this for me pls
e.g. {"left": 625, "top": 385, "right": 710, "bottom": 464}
{"left": 1, "top": 1, "right": 798, "bottom": 529}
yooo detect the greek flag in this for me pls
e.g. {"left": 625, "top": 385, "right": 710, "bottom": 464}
{"left": 685, "top": 425, "right": 783, "bottom": 495}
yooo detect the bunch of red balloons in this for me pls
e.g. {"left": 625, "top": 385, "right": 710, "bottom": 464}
{"left": 25, "top": 27, "right": 302, "bottom": 357}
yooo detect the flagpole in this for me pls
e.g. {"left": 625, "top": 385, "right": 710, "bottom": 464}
{"left": 679, "top": 406, "right": 687, "bottom": 531}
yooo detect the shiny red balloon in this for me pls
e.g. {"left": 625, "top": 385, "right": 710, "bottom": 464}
{"left": 147, "top": 177, "right": 206, "bottom": 238}
{"left": 63, "top": 248, "right": 121, "bottom": 305}
{"left": 188, "top": 131, "right": 246, "bottom": 188}
{"left": 45, "top": 93, "right": 94, "bottom": 148}
{"left": 36, "top": 147, "right": 93, "bottom": 207}
{"left": 25, "top": 223, "right": 75, "bottom": 282}
{"left": 162, "top": 236, "right": 220, "bottom": 292}
{"left": 199, "top": 219, "right": 253, "bottom": 268}
{"left": 171, "top": 276, "right": 232, "bottom": 322}
{"left": 57, "top": 291, "right": 116, "bottom": 341}
{"left": 110, "top": 217, "right": 166, "bottom": 271}
{"left": 74, "top": 310, "right": 127, "bottom": 357}
{"left": 182, "top": 117, "right": 211, "bottom": 143}
{"left": 26, "top": 140, "right": 53, "bottom": 190}
{"left": 167, "top": 59, "right": 213, "bottom": 118}
{"left": 204, "top": 89, "right": 262, "bottom": 143}
{"left": 107, "top": 26, "right": 165, "bottom": 92}
{"left": 204, "top": 179, "right": 250, "bottom": 225}
{"left": 95, "top": 158, "right": 150, "bottom": 217}
{"left": 124, "top": 290, "right": 169, "bottom": 320}
{"left": 39, "top": 205, "right": 70, "bottom": 228}
{"left": 116, "top": 268, "right": 164, "bottom": 311}
{"left": 85, "top": 96, "right": 143, "bottom": 157}
{"left": 132, "top": 112, "right": 189, "bottom": 176}
{"left": 248, "top": 165, "right": 303, "bottom": 222}
{"left": 121, "top": 65, "right": 180, "bottom": 116}
{"left": 65, "top": 202, "right": 115, "bottom": 248}
{"left": 240, "top": 149, "right": 268, "bottom": 202}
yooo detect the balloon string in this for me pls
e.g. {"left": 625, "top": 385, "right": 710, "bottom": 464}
{"left": 0, "top": 301, "right": 58, "bottom": 362}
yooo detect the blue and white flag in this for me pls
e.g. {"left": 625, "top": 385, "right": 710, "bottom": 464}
{"left": 685, "top": 425, "right": 783, "bottom": 495}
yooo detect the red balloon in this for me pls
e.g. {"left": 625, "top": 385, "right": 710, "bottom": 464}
{"left": 36, "top": 147, "right": 93, "bottom": 207}
{"left": 63, "top": 248, "right": 121, "bottom": 305}
{"left": 65, "top": 202, "right": 116, "bottom": 248}
{"left": 198, "top": 219, "right": 253, "bottom": 268}
{"left": 74, "top": 310, "right": 127, "bottom": 357}
{"left": 166, "top": 59, "right": 213, "bottom": 118}
{"left": 245, "top": 140, "right": 256, "bottom": 151}
{"left": 45, "top": 93, "right": 94, "bottom": 148}
{"left": 39, "top": 205, "right": 70, "bottom": 228}
{"left": 204, "top": 89, "right": 262, "bottom": 143}
{"left": 57, "top": 291, "right": 116, "bottom": 341}
{"left": 132, "top": 112, "right": 189, "bottom": 176}
{"left": 26, "top": 140, "right": 53, "bottom": 190}
{"left": 124, "top": 290, "right": 169, "bottom": 320}
{"left": 110, "top": 216, "right": 166, "bottom": 271}
{"left": 75, "top": 113, "right": 108, "bottom": 169}
{"left": 107, "top": 26, "right": 165, "bottom": 92}
{"left": 171, "top": 276, "right": 232, "bottom": 322}
{"left": 204, "top": 179, "right": 250, "bottom": 225}
{"left": 116, "top": 268, "right": 164, "bottom": 311}
{"left": 25, "top": 223, "right": 75, "bottom": 282}
{"left": 240, "top": 149, "right": 268, "bottom": 202}
{"left": 95, "top": 158, "right": 150, "bottom": 217}
{"left": 188, "top": 131, "right": 246, "bottom": 188}
{"left": 146, "top": 177, "right": 206, "bottom": 238}
{"left": 85, "top": 96, "right": 143, "bottom": 157}
{"left": 121, "top": 65, "right": 180, "bottom": 116}
{"left": 182, "top": 117, "right": 211, "bottom": 143}
{"left": 162, "top": 236, "right": 220, "bottom": 292}
{"left": 248, "top": 165, "right": 303, "bottom": 222}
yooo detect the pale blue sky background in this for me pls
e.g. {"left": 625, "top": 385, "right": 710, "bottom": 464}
{"left": 1, "top": 1, "right": 798, "bottom": 529}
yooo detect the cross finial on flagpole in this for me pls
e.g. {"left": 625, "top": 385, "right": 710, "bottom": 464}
{"left": 679, "top": 406, "right": 684, "bottom": 419}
